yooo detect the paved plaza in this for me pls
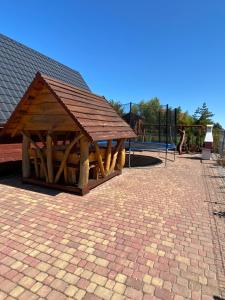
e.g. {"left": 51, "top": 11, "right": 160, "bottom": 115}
{"left": 0, "top": 153, "right": 224, "bottom": 299}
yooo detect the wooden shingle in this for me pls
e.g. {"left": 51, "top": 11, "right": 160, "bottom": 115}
{"left": 3, "top": 72, "right": 136, "bottom": 142}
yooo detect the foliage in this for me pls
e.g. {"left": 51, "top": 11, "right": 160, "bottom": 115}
{"left": 131, "top": 97, "right": 161, "bottom": 124}
{"left": 193, "top": 102, "right": 214, "bottom": 125}
{"left": 108, "top": 98, "right": 223, "bottom": 152}
{"left": 108, "top": 99, "right": 124, "bottom": 116}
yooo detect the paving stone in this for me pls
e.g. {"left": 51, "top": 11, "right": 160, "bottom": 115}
{"left": 0, "top": 154, "right": 223, "bottom": 299}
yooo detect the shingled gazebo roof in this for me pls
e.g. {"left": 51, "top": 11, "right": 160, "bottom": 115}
{"left": 4, "top": 73, "right": 136, "bottom": 141}
{"left": 0, "top": 33, "right": 90, "bottom": 124}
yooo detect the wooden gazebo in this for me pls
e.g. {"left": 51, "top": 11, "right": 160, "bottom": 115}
{"left": 3, "top": 72, "right": 136, "bottom": 195}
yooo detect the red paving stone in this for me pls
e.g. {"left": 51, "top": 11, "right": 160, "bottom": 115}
{"left": 0, "top": 152, "right": 224, "bottom": 299}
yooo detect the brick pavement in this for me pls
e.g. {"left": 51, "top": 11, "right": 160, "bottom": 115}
{"left": 0, "top": 153, "right": 224, "bottom": 299}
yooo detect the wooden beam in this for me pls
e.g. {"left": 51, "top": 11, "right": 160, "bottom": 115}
{"left": 117, "top": 145, "right": 126, "bottom": 171}
{"left": 22, "top": 133, "right": 31, "bottom": 178}
{"left": 105, "top": 140, "right": 112, "bottom": 174}
{"left": 109, "top": 139, "right": 124, "bottom": 174}
{"left": 46, "top": 133, "right": 53, "bottom": 183}
{"left": 94, "top": 143, "right": 106, "bottom": 178}
{"left": 54, "top": 133, "right": 83, "bottom": 183}
{"left": 22, "top": 131, "right": 49, "bottom": 182}
{"left": 78, "top": 137, "right": 90, "bottom": 188}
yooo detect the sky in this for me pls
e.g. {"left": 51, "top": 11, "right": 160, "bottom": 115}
{"left": 0, "top": 0, "right": 225, "bottom": 127}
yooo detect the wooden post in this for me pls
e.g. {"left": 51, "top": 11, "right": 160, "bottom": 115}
{"left": 78, "top": 137, "right": 90, "bottom": 189}
{"left": 109, "top": 139, "right": 124, "bottom": 174}
{"left": 94, "top": 143, "right": 106, "bottom": 178}
{"left": 117, "top": 143, "right": 126, "bottom": 170}
{"left": 22, "top": 131, "right": 49, "bottom": 182}
{"left": 22, "top": 133, "right": 31, "bottom": 178}
{"left": 46, "top": 133, "right": 53, "bottom": 183}
{"left": 105, "top": 140, "right": 112, "bottom": 173}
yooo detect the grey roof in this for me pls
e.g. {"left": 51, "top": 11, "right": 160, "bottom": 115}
{"left": 0, "top": 33, "right": 90, "bottom": 124}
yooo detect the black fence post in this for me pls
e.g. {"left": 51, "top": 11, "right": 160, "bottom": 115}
{"left": 128, "top": 102, "right": 132, "bottom": 168}
{"left": 158, "top": 110, "right": 161, "bottom": 143}
{"left": 174, "top": 108, "right": 177, "bottom": 144}
{"left": 165, "top": 104, "right": 169, "bottom": 166}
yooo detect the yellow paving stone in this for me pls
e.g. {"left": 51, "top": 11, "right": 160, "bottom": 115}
{"left": 89, "top": 236, "right": 97, "bottom": 242}
{"left": 56, "top": 270, "right": 67, "bottom": 279}
{"left": 105, "top": 279, "right": 116, "bottom": 290}
{"left": 31, "top": 282, "right": 43, "bottom": 293}
{"left": 145, "top": 246, "right": 157, "bottom": 254}
{"left": 152, "top": 277, "right": 163, "bottom": 287}
{"left": 87, "top": 254, "right": 96, "bottom": 262}
{"left": 87, "top": 282, "right": 97, "bottom": 293}
{"left": 87, "top": 241, "right": 95, "bottom": 247}
{"left": 63, "top": 273, "right": 79, "bottom": 284}
{"left": 158, "top": 250, "right": 165, "bottom": 256}
{"left": 113, "top": 282, "right": 126, "bottom": 294}
{"left": 175, "top": 255, "right": 190, "bottom": 265}
{"left": 35, "top": 272, "right": 48, "bottom": 282}
{"left": 143, "top": 283, "right": 155, "bottom": 294}
{"left": 11, "top": 261, "right": 23, "bottom": 269}
{"left": 143, "top": 274, "right": 152, "bottom": 284}
{"left": 78, "top": 244, "right": 87, "bottom": 251}
{"left": 94, "top": 286, "right": 113, "bottom": 300}
{"left": 65, "top": 285, "right": 78, "bottom": 297}
{"left": 37, "top": 262, "right": 51, "bottom": 272}
{"left": 45, "top": 247, "right": 54, "bottom": 255}
{"left": 146, "top": 260, "right": 154, "bottom": 268}
{"left": 91, "top": 274, "right": 108, "bottom": 286}
{"left": 74, "top": 267, "right": 84, "bottom": 276}
{"left": 95, "top": 257, "right": 109, "bottom": 267}
{"left": 36, "top": 244, "right": 49, "bottom": 252}
{"left": 94, "top": 232, "right": 105, "bottom": 238}
{"left": 124, "top": 230, "right": 135, "bottom": 237}
{"left": 53, "top": 259, "right": 68, "bottom": 269}
{"left": 85, "top": 247, "right": 95, "bottom": 254}
{"left": 151, "top": 243, "right": 157, "bottom": 249}
{"left": 29, "top": 249, "right": 40, "bottom": 257}
{"left": 19, "top": 276, "right": 35, "bottom": 288}
{"left": 66, "top": 248, "right": 76, "bottom": 255}
{"left": 10, "top": 286, "right": 24, "bottom": 298}
{"left": 75, "top": 289, "right": 86, "bottom": 300}
{"left": 47, "top": 224, "right": 57, "bottom": 229}
{"left": 96, "top": 237, "right": 104, "bottom": 243}
{"left": 58, "top": 253, "right": 73, "bottom": 262}
{"left": 199, "top": 276, "right": 207, "bottom": 285}
{"left": 102, "top": 240, "right": 109, "bottom": 245}
{"left": 61, "top": 239, "right": 69, "bottom": 245}
{"left": 111, "top": 293, "right": 125, "bottom": 300}
{"left": 115, "top": 273, "right": 127, "bottom": 284}
{"left": 2, "top": 225, "right": 10, "bottom": 230}
{"left": 81, "top": 270, "right": 93, "bottom": 280}
{"left": 162, "top": 241, "right": 174, "bottom": 248}
{"left": 51, "top": 250, "right": 61, "bottom": 257}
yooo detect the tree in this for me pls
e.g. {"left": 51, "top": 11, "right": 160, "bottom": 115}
{"left": 193, "top": 102, "right": 214, "bottom": 125}
{"left": 108, "top": 99, "right": 124, "bottom": 116}
{"left": 213, "top": 122, "right": 223, "bottom": 130}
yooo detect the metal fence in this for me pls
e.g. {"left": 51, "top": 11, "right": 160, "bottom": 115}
{"left": 121, "top": 102, "right": 177, "bottom": 146}
{"left": 215, "top": 129, "right": 225, "bottom": 156}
